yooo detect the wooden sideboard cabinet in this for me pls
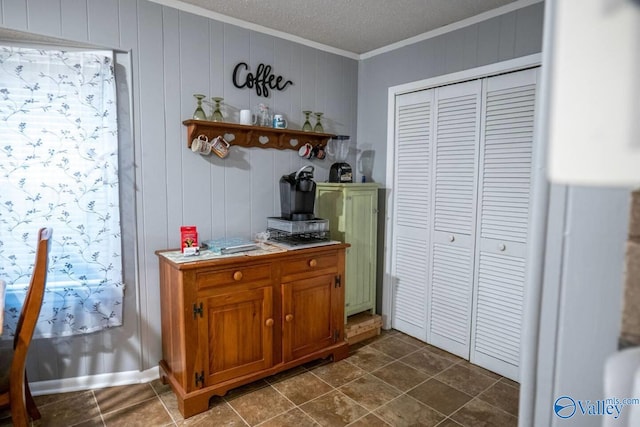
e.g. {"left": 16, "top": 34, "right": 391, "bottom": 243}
{"left": 156, "top": 244, "right": 349, "bottom": 418}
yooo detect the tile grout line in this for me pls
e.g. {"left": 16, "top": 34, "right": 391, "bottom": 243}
{"left": 150, "top": 382, "right": 179, "bottom": 426}
{"left": 90, "top": 390, "right": 107, "bottom": 426}
{"left": 221, "top": 397, "right": 252, "bottom": 427}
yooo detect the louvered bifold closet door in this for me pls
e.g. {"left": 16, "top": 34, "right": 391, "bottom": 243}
{"left": 470, "top": 68, "right": 539, "bottom": 381}
{"left": 427, "top": 80, "right": 482, "bottom": 358}
{"left": 390, "top": 89, "right": 434, "bottom": 340}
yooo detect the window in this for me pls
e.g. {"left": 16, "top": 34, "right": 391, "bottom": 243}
{"left": 0, "top": 45, "right": 123, "bottom": 337}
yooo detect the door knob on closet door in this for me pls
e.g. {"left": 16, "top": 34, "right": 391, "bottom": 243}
{"left": 498, "top": 243, "right": 506, "bottom": 251}
{"left": 285, "top": 314, "right": 294, "bottom": 322}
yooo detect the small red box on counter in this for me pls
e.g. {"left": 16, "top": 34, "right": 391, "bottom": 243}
{"left": 180, "top": 226, "right": 199, "bottom": 256}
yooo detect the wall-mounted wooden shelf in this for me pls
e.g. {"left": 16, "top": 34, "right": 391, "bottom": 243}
{"left": 183, "top": 119, "right": 335, "bottom": 151}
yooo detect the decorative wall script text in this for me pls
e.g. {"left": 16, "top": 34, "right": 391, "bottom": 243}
{"left": 232, "top": 62, "right": 293, "bottom": 97}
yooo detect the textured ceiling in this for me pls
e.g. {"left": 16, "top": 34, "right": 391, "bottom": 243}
{"left": 174, "top": 0, "right": 518, "bottom": 54}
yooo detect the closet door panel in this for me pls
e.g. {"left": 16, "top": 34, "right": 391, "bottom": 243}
{"left": 391, "top": 90, "right": 434, "bottom": 340}
{"left": 471, "top": 68, "right": 539, "bottom": 380}
{"left": 427, "top": 80, "right": 481, "bottom": 358}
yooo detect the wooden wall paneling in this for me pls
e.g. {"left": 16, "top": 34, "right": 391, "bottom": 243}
{"left": 222, "top": 24, "right": 252, "bottom": 237}
{"left": 249, "top": 32, "right": 275, "bottom": 115}
{"left": 284, "top": 43, "right": 303, "bottom": 178}
{"left": 137, "top": 0, "right": 167, "bottom": 369}
{"left": 514, "top": 3, "right": 545, "bottom": 57}
{"left": 346, "top": 57, "right": 358, "bottom": 139}
{"left": 87, "top": 0, "right": 119, "bottom": 47}
{"left": 314, "top": 51, "right": 329, "bottom": 127}
{"left": 476, "top": 17, "right": 501, "bottom": 67}
{"left": 61, "top": 0, "right": 88, "bottom": 42}
{"left": 274, "top": 39, "right": 294, "bottom": 128}
{"left": 27, "top": 0, "right": 61, "bottom": 37}
{"left": 209, "top": 19, "right": 226, "bottom": 239}
{"left": 329, "top": 56, "right": 347, "bottom": 133}
{"left": 430, "top": 35, "right": 448, "bottom": 78}
{"left": 118, "top": 0, "right": 137, "bottom": 50}
{"left": 300, "top": 46, "right": 317, "bottom": 114}
{"left": 223, "top": 24, "right": 251, "bottom": 117}
{"left": 179, "top": 11, "right": 213, "bottom": 240}
{"left": 248, "top": 32, "right": 276, "bottom": 236}
{"left": 117, "top": 0, "right": 145, "bottom": 372}
{"left": 2, "top": 0, "right": 27, "bottom": 30}
{"left": 443, "top": 27, "right": 467, "bottom": 73}
{"left": 405, "top": 42, "right": 431, "bottom": 84}
{"left": 497, "top": 11, "right": 516, "bottom": 62}
{"left": 346, "top": 57, "right": 359, "bottom": 172}
{"left": 322, "top": 53, "right": 341, "bottom": 133}
{"left": 162, "top": 8, "right": 183, "bottom": 243}
{"left": 459, "top": 25, "right": 480, "bottom": 71}
{"left": 279, "top": 40, "right": 301, "bottom": 129}
{"left": 208, "top": 19, "right": 224, "bottom": 105}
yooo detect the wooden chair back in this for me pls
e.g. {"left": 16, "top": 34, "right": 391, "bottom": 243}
{"left": 0, "top": 227, "right": 52, "bottom": 426}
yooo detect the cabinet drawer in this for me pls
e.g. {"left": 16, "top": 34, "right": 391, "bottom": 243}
{"left": 281, "top": 252, "right": 338, "bottom": 279}
{"left": 196, "top": 264, "right": 271, "bottom": 290}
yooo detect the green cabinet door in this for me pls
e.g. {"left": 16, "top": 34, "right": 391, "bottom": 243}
{"left": 316, "top": 183, "right": 378, "bottom": 318}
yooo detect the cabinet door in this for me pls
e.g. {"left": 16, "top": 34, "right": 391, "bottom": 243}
{"left": 282, "top": 274, "right": 339, "bottom": 362}
{"left": 470, "top": 68, "right": 539, "bottom": 381}
{"left": 390, "top": 89, "right": 434, "bottom": 341}
{"left": 427, "top": 79, "right": 482, "bottom": 359}
{"left": 199, "top": 286, "right": 273, "bottom": 385}
{"left": 345, "top": 188, "right": 378, "bottom": 316}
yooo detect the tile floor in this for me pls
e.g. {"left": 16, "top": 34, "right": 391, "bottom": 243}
{"left": 1, "top": 329, "right": 519, "bottom": 426}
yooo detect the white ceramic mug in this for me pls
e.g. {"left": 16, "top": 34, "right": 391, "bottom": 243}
{"left": 240, "top": 109, "right": 257, "bottom": 125}
{"left": 191, "top": 135, "right": 211, "bottom": 155}
{"left": 273, "top": 114, "right": 288, "bottom": 129}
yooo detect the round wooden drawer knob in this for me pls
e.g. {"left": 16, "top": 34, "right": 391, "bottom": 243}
{"left": 285, "top": 314, "right": 294, "bottom": 322}
{"left": 309, "top": 259, "right": 317, "bottom": 267}
{"left": 233, "top": 271, "right": 243, "bottom": 281}
{"left": 265, "top": 318, "right": 274, "bottom": 327}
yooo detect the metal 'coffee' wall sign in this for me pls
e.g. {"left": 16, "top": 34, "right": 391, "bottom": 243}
{"left": 232, "top": 62, "right": 293, "bottom": 97}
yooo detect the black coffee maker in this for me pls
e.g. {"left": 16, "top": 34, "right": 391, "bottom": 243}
{"left": 279, "top": 165, "right": 316, "bottom": 220}
{"left": 327, "top": 135, "right": 353, "bottom": 183}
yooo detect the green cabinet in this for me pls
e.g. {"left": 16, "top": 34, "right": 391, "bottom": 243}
{"left": 316, "top": 183, "right": 378, "bottom": 318}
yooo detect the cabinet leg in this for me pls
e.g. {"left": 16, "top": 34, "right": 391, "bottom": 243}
{"left": 180, "top": 394, "right": 213, "bottom": 419}
{"left": 332, "top": 342, "right": 350, "bottom": 362}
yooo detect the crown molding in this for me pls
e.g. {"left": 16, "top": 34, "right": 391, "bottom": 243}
{"left": 147, "top": 0, "right": 544, "bottom": 61}
{"left": 360, "top": 0, "right": 544, "bottom": 59}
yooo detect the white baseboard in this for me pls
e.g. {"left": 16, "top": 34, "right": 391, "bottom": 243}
{"left": 29, "top": 367, "right": 160, "bottom": 396}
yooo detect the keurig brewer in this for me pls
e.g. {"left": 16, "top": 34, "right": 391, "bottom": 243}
{"left": 268, "top": 165, "right": 330, "bottom": 247}
{"left": 279, "top": 165, "right": 316, "bottom": 220}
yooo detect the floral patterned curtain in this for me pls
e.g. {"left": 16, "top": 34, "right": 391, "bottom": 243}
{"left": 0, "top": 46, "right": 123, "bottom": 338}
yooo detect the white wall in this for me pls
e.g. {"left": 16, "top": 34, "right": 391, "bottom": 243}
{"left": 0, "top": 0, "right": 358, "bottom": 381}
